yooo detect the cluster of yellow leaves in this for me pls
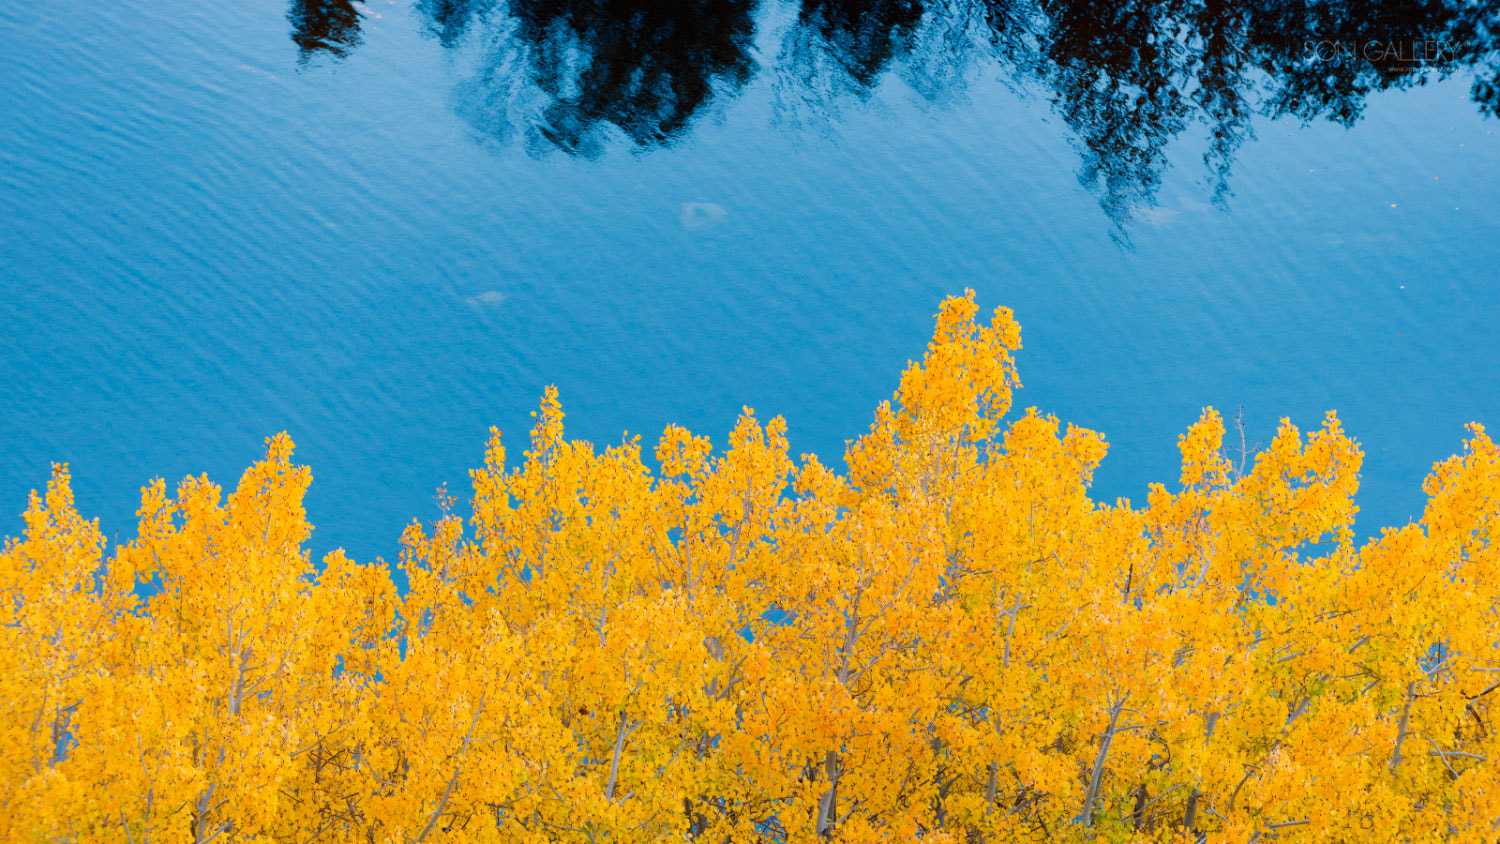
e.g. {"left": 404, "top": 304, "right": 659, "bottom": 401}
{"left": 3, "top": 292, "right": 1498, "bottom": 844}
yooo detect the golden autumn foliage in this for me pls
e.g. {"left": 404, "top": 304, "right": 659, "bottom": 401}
{"left": 3, "top": 292, "right": 1499, "bottom": 844}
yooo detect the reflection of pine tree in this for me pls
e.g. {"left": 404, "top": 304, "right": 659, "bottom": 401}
{"left": 416, "top": 0, "right": 498, "bottom": 48}
{"left": 288, "top": 0, "right": 365, "bottom": 63}
{"left": 793, "top": 0, "right": 927, "bottom": 91}
{"left": 509, "top": 0, "right": 760, "bottom": 156}
{"left": 993, "top": 0, "right": 1499, "bottom": 226}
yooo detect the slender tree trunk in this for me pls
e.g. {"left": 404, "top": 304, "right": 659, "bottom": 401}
{"left": 1182, "top": 788, "right": 1199, "bottom": 836}
{"left": 815, "top": 751, "right": 840, "bottom": 836}
{"left": 1082, "top": 695, "right": 1127, "bottom": 828}
{"left": 1131, "top": 781, "right": 1148, "bottom": 831}
{"left": 1392, "top": 682, "right": 1416, "bottom": 772}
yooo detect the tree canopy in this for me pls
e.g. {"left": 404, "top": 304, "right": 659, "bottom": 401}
{"left": 4, "top": 292, "right": 1498, "bottom": 842}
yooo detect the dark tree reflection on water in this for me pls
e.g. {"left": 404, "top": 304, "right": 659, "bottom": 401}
{"left": 288, "top": 0, "right": 1500, "bottom": 223}
{"left": 416, "top": 0, "right": 498, "bottom": 47}
{"left": 505, "top": 0, "right": 758, "bottom": 156}
{"left": 288, "top": 0, "right": 365, "bottom": 63}
{"left": 788, "top": 0, "right": 927, "bottom": 94}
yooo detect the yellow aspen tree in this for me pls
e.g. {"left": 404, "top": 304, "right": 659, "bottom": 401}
{"left": 0, "top": 465, "right": 133, "bottom": 841}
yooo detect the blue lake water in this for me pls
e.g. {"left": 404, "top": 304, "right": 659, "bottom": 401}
{"left": 2, "top": 0, "right": 1497, "bottom": 566}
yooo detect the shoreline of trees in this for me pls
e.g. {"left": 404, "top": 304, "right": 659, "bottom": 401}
{"left": 4, "top": 292, "right": 1498, "bottom": 842}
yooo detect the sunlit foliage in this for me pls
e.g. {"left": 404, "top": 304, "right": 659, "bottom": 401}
{"left": 4, "top": 293, "right": 1498, "bottom": 842}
